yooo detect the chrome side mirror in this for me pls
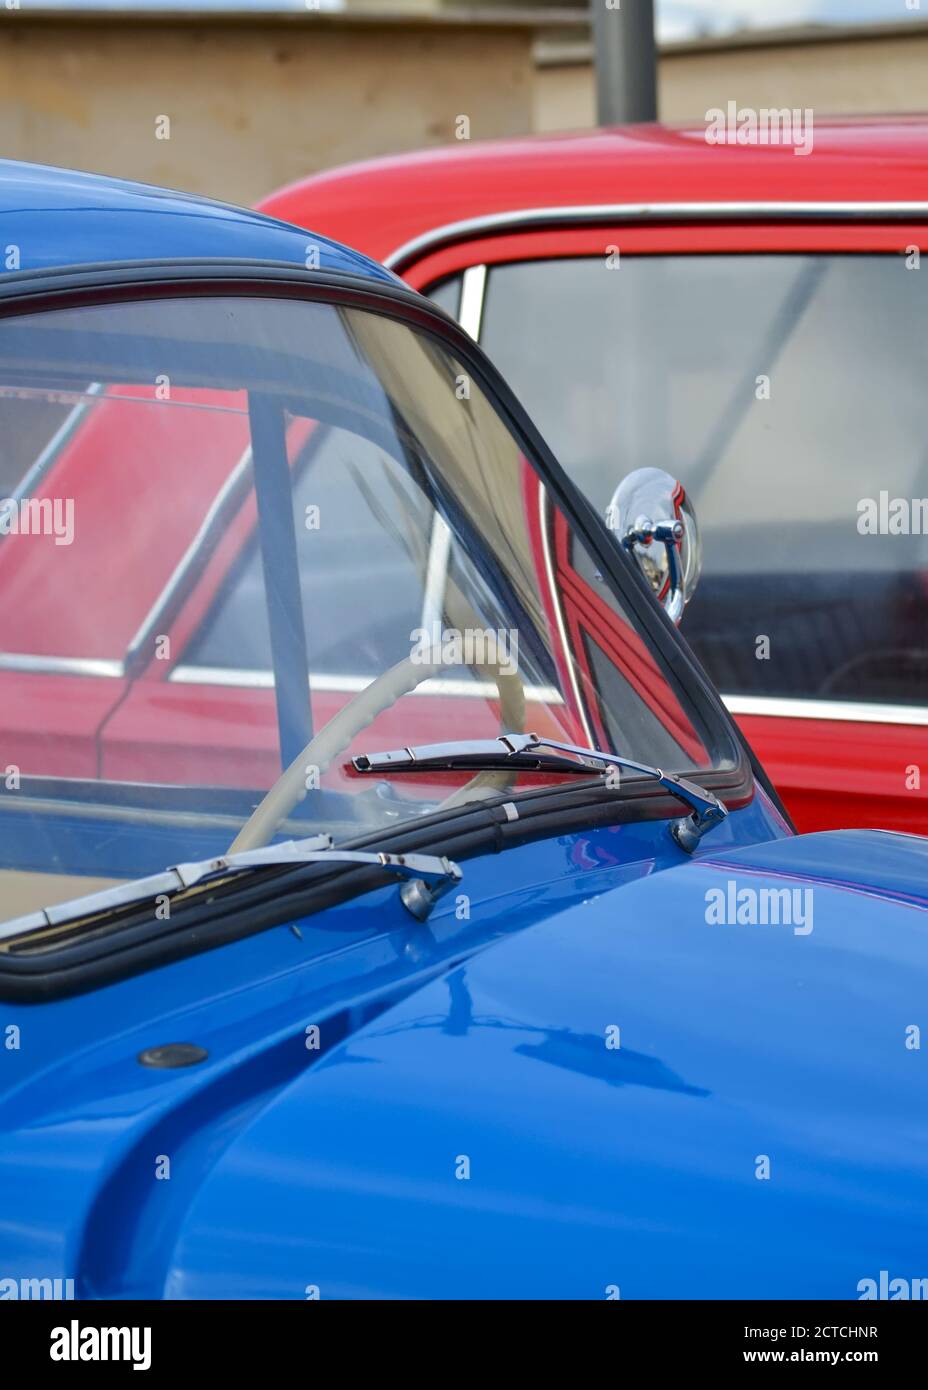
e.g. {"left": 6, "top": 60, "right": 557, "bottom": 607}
{"left": 605, "top": 468, "right": 702, "bottom": 625}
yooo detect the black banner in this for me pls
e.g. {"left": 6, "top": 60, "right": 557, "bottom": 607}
{"left": 1, "top": 1298, "right": 925, "bottom": 1374}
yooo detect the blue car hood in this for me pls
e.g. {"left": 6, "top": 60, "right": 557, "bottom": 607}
{"left": 161, "top": 828, "right": 928, "bottom": 1299}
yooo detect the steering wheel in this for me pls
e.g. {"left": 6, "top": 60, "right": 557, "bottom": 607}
{"left": 816, "top": 647, "right": 927, "bottom": 698}
{"left": 228, "top": 654, "right": 526, "bottom": 853}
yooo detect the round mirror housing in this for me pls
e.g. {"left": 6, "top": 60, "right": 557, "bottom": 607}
{"left": 605, "top": 468, "right": 702, "bottom": 625}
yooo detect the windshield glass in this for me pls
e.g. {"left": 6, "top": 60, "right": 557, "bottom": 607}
{"left": 0, "top": 291, "right": 734, "bottom": 923}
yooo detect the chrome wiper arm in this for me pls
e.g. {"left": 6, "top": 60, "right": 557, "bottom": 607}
{"left": 353, "top": 734, "right": 605, "bottom": 776}
{"left": 0, "top": 834, "right": 463, "bottom": 943}
{"left": 178, "top": 838, "right": 462, "bottom": 922}
{"left": 0, "top": 832, "right": 334, "bottom": 942}
{"left": 352, "top": 733, "right": 728, "bottom": 853}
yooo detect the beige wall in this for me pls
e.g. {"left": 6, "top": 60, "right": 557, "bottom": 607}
{"left": 2, "top": 17, "right": 925, "bottom": 209}
{"left": 661, "top": 29, "right": 928, "bottom": 122}
{"left": 0, "top": 18, "right": 534, "bottom": 206}
{"left": 535, "top": 26, "right": 928, "bottom": 133}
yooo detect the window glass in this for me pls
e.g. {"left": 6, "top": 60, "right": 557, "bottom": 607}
{"left": 183, "top": 427, "right": 428, "bottom": 678}
{"left": 425, "top": 274, "right": 462, "bottom": 321}
{"left": 480, "top": 255, "right": 928, "bottom": 706}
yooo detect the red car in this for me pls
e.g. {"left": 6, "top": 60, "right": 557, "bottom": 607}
{"left": 259, "top": 118, "right": 928, "bottom": 835}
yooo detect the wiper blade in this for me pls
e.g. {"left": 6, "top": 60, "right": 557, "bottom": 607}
{"left": 0, "top": 834, "right": 463, "bottom": 943}
{"left": 352, "top": 733, "right": 728, "bottom": 853}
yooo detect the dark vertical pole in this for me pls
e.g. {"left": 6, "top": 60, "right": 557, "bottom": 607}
{"left": 591, "top": 0, "right": 658, "bottom": 126}
{"left": 248, "top": 393, "right": 313, "bottom": 771}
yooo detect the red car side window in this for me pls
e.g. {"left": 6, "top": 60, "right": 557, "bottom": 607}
{"left": 478, "top": 253, "right": 928, "bottom": 711}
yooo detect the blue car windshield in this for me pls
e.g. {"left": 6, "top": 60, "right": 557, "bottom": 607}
{"left": 0, "top": 291, "right": 735, "bottom": 923}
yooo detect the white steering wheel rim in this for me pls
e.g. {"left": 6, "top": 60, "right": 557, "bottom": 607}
{"left": 228, "top": 656, "right": 526, "bottom": 853}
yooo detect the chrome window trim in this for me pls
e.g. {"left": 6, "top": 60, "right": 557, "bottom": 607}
{"left": 418, "top": 262, "right": 486, "bottom": 634}
{"left": 536, "top": 484, "right": 594, "bottom": 747}
{"left": 458, "top": 263, "right": 487, "bottom": 341}
{"left": 0, "top": 653, "right": 124, "bottom": 678}
{"left": 420, "top": 512, "right": 452, "bottom": 634}
{"left": 385, "top": 200, "right": 928, "bottom": 273}
{"left": 169, "top": 664, "right": 562, "bottom": 703}
{"left": 723, "top": 694, "right": 928, "bottom": 728}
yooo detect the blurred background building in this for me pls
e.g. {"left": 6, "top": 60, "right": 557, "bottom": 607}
{"left": 0, "top": 1, "right": 924, "bottom": 205}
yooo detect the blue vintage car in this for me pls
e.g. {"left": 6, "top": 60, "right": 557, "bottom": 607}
{"left": 0, "top": 161, "right": 925, "bottom": 1302}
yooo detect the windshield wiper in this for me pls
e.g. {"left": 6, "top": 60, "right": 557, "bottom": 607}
{"left": 0, "top": 834, "right": 463, "bottom": 944}
{"left": 352, "top": 733, "right": 728, "bottom": 853}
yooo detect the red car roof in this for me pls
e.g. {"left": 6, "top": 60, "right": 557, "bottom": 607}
{"left": 259, "top": 118, "right": 928, "bottom": 266}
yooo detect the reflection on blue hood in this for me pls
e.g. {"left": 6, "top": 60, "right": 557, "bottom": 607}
{"left": 156, "top": 829, "right": 928, "bottom": 1299}
{"left": 1, "top": 824, "right": 926, "bottom": 1299}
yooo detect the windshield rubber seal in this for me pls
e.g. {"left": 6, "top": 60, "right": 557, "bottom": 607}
{"left": 0, "top": 770, "right": 751, "bottom": 1001}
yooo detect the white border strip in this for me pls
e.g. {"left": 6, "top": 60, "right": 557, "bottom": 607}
{"left": 723, "top": 693, "right": 928, "bottom": 727}
{"left": 458, "top": 263, "right": 487, "bottom": 341}
{"left": 169, "top": 664, "right": 562, "bottom": 703}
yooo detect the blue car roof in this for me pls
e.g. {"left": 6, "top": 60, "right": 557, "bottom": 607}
{"left": 0, "top": 159, "right": 397, "bottom": 284}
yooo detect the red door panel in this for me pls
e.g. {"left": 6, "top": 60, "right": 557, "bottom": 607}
{"left": 735, "top": 712, "right": 928, "bottom": 834}
{"left": 0, "top": 673, "right": 125, "bottom": 780}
